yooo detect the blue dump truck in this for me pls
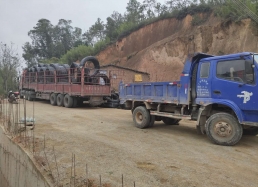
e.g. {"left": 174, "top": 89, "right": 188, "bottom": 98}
{"left": 119, "top": 52, "right": 258, "bottom": 146}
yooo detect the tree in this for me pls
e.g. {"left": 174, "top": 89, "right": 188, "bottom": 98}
{"left": 72, "top": 27, "right": 84, "bottom": 47}
{"left": 0, "top": 42, "right": 20, "bottom": 95}
{"left": 166, "top": 0, "right": 193, "bottom": 11}
{"left": 23, "top": 19, "right": 85, "bottom": 67}
{"left": 82, "top": 18, "right": 105, "bottom": 45}
{"left": 105, "top": 11, "right": 124, "bottom": 41}
{"left": 142, "top": 0, "right": 157, "bottom": 18}
{"left": 22, "top": 42, "right": 37, "bottom": 68}
{"left": 125, "top": 0, "right": 144, "bottom": 23}
{"left": 28, "top": 19, "right": 54, "bottom": 59}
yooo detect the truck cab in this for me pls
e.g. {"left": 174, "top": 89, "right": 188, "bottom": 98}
{"left": 119, "top": 52, "right": 258, "bottom": 146}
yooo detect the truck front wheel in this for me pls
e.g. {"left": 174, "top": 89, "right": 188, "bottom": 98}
{"left": 205, "top": 113, "right": 243, "bottom": 146}
{"left": 133, "top": 106, "right": 151, "bottom": 129}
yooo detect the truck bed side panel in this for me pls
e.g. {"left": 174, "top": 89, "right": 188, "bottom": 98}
{"left": 119, "top": 81, "right": 181, "bottom": 104}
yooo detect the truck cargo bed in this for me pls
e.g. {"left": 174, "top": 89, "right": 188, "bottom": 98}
{"left": 119, "top": 81, "right": 182, "bottom": 104}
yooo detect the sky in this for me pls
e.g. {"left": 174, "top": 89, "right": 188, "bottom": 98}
{"left": 0, "top": 0, "right": 166, "bottom": 62}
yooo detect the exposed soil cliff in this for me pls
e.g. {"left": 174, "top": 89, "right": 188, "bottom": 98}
{"left": 97, "top": 15, "right": 258, "bottom": 82}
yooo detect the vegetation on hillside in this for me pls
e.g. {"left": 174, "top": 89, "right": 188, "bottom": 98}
{"left": 21, "top": 0, "right": 258, "bottom": 66}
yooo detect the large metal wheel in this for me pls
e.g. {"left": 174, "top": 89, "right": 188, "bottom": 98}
{"left": 205, "top": 113, "right": 243, "bottom": 146}
{"left": 132, "top": 106, "right": 151, "bottom": 129}
{"left": 64, "top": 94, "right": 73, "bottom": 108}
{"left": 162, "top": 117, "right": 180, "bottom": 125}
{"left": 50, "top": 93, "right": 57, "bottom": 106}
{"left": 57, "top": 94, "right": 64, "bottom": 107}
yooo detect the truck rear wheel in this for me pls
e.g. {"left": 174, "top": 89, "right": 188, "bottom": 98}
{"left": 162, "top": 117, "right": 180, "bottom": 125}
{"left": 50, "top": 93, "right": 57, "bottom": 106}
{"left": 205, "top": 113, "right": 243, "bottom": 146}
{"left": 64, "top": 94, "right": 73, "bottom": 108}
{"left": 133, "top": 106, "right": 151, "bottom": 129}
{"left": 57, "top": 94, "right": 64, "bottom": 107}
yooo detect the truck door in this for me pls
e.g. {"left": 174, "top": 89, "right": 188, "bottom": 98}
{"left": 212, "top": 58, "right": 258, "bottom": 118}
{"left": 196, "top": 61, "right": 212, "bottom": 98}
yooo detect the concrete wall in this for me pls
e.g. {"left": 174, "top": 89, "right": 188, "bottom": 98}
{"left": 0, "top": 127, "right": 50, "bottom": 187}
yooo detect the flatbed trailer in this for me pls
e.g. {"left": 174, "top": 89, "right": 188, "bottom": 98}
{"left": 20, "top": 56, "right": 111, "bottom": 107}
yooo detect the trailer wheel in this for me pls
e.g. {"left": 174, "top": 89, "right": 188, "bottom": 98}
{"left": 162, "top": 117, "right": 180, "bottom": 125}
{"left": 57, "top": 94, "right": 64, "bottom": 107}
{"left": 24, "top": 91, "right": 28, "bottom": 100}
{"left": 205, "top": 113, "right": 243, "bottom": 146}
{"left": 64, "top": 94, "right": 73, "bottom": 108}
{"left": 133, "top": 106, "right": 151, "bottom": 129}
{"left": 50, "top": 93, "right": 57, "bottom": 106}
{"left": 27, "top": 91, "right": 33, "bottom": 101}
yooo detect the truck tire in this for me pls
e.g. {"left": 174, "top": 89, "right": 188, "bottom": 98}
{"left": 50, "top": 93, "right": 57, "bottom": 106}
{"left": 133, "top": 106, "right": 151, "bottom": 129}
{"left": 162, "top": 117, "right": 180, "bottom": 125}
{"left": 57, "top": 94, "right": 64, "bottom": 107}
{"left": 27, "top": 91, "right": 33, "bottom": 101}
{"left": 64, "top": 94, "right": 73, "bottom": 108}
{"left": 24, "top": 91, "right": 29, "bottom": 100}
{"left": 205, "top": 113, "right": 243, "bottom": 146}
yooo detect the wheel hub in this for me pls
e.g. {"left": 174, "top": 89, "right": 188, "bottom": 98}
{"left": 136, "top": 112, "right": 143, "bottom": 123}
{"left": 214, "top": 122, "right": 232, "bottom": 137}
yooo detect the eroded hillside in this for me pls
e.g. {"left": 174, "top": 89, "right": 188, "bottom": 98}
{"left": 97, "top": 15, "right": 258, "bottom": 82}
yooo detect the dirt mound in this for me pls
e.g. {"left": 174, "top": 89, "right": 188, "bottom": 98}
{"left": 97, "top": 15, "right": 258, "bottom": 82}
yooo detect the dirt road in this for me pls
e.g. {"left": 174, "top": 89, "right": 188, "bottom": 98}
{"left": 22, "top": 100, "right": 258, "bottom": 187}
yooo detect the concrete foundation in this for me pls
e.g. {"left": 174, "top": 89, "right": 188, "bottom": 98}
{"left": 0, "top": 127, "right": 50, "bottom": 187}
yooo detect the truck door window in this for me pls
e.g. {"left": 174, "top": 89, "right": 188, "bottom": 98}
{"left": 200, "top": 62, "right": 210, "bottom": 78}
{"left": 216, "top": 59, "right": 254, "bottom": 84}
{"left": 245, "top": 60, "right": 254, "bottom": 84}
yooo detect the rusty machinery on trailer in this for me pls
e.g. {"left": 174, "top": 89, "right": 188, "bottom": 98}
{"left": 20, "top": 56, "right": 111, "bottom": 107}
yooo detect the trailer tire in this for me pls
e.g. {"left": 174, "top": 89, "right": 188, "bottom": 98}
{"left": 57, "top": 94, "right": 64, "bottom": 107}
{"left": 162, "top": 117, "right": 180, "bottom": 125}
{"left": 50, "top": 93, "right": 57, "bottom": 106}
{"left": 24, "top": 91, "right": 28, "bottom": 100}
{"left": 205, "top": 113, "right": 243, "bottom": 146}
{"left": 64, "top": 94, "right": 73, "bottom": 108}
{"left": 133, "top": 106, "right": 151, "bottom": 129}
{"left": 27, "top": 91, "right": 33, "bottom": 101}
